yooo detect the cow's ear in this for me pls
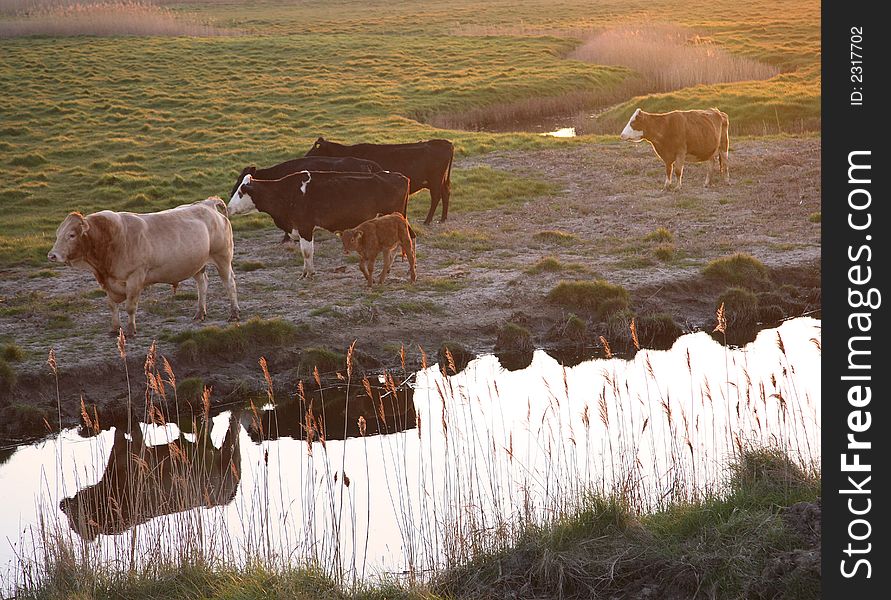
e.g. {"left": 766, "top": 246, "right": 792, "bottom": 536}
{"left": 335, "top": 231, "right": 342, "bottom": 238}
{"left": 73, "top": 213, "right": 90, "bottom": 234}
{"left": 355, "top": 230, "right": 364, "bottom": 240}
{"left": 247, "top": 166, "right": 257, "bottom": 176}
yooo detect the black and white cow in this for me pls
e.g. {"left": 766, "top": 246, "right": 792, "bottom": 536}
{"left": 229, "top": 157, "right": 383, "bottom": 243}
{"left": 227, "top": 170, "right": 410, "bottom": 278}
{"left": 305, "top": 137, "right": 454, "bottom": 224}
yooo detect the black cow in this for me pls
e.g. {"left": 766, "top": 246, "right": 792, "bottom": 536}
{"left": 305, "top": 137, "right": 454, "bottom": 225}
{"left": 229, "top": 156, "right": 383, "bottom": 243}
{"left": 227, "top": 170, "right": 410, "bottom": 278}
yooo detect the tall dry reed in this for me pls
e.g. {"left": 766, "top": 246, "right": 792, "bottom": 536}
{"left": 0, "top": 0, "right": 234, "bottom": 38}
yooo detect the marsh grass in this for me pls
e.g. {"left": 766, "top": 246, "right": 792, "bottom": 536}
{"left": 703, "top": 253, "right": 769, "bottom": 288}
{"left": 547, "top": 279, "right": 630, "bottom": 317}
{"left": 0, "top": 1, "right": 233, "bottom": 38}
{"left": 172, "top": 317, "right": 301, "bottom": 360}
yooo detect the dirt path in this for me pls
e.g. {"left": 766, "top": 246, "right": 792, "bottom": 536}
{"left": 0, "top": 137, "right": 820, "bottom": 439}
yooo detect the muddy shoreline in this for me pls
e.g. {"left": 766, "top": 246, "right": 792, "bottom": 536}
{"left": 0, "top": 137, "right": 821, "bottom": 443}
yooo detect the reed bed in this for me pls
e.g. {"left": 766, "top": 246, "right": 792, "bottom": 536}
{"left": 0, "top": 1, "right": 233, "bottom": 38}
{"left": 430, "top": 22, "right": 784, "bottom": 135}
{"left": 7, "top": 316, "right": 820, "bottom": 597}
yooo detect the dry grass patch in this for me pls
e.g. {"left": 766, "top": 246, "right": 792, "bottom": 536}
{"left": 569, "top": 24, "right": 779, "bottom": 93}
{"left": 0, "top": 1, "right": 234, "bottom": 38}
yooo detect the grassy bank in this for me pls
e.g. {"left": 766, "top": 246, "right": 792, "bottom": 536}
{"left": 1, "top": 0, "right": 819, "bottom": 266}
{"left": 15, "top": 448, "right": 820, "bottom": 600}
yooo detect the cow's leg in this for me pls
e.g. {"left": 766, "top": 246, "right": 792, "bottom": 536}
{"left": 379, "top": 246, "right": 398, "bottom": 284}
{"left": 107, "top": 296, "right": 122, "bottom": 336}
{"left": 123, "top": 275, "right": 145, "bottom": 336}
{"left": 720, "top": 150, "right": 730, "bottom": 184}
{"left": 423, "top": 188, "right": 440, "bottom": 226}
{"left": 403, "top": 237, "right": 417, "bottom": 283}
{"left": 705, "top": 156, "right": 717, "bottom": 186}
{"left": 213, "top": 258, "right": 240, "bottom": 322}
{"left": 193, "top": 267, "right": 208, "bottom": 322}
{"left": 674, "top": 155, "right": 686, "bottom": 190}
{"left": 662, "top": 161, "right": 674, "bottom": 192}
{"left": 294, "top": 229, "right": 315, "bottom": 279}
{"left": 440, "top": 177, "right": 451, "bottom": 223}
{"left": 363, "top": 253, "right": 378, "bottom": 288}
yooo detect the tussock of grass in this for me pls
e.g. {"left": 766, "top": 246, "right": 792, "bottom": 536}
{"left": 0, "top": 403, "right": 48, "bottom": 437}
{"left": 643, "top": 227, "right": 673, "bottom": 243}
{"left": 717, "top": 287, "right": 759, "bottom": 329}
{"left": 525, "top": 256, "right": 589, "bottom": 275}
{"left": 652, "top": 243, "right": 675, "bottom": 262}
{"left": 175, "top": 377, "right": 205, "bottom": 402}
{"left": 2, "top": 343, "right": 24, "bottom": 362}
{"left": 703, "top": 253, "right": 769, "bottom": 288}
{"left": 807, "top": 212, "right": 821, "bottom": 223}
{"left": 173, "top": 317, "right": 300, "bottom": 360}
{"left": 632, "top": 313, "right": 682, "bottom": 349}
{"left": 547, "top": 279, "right": 629, "bottom": 318}
{"left": 235, "top": 260, "right": 265, "bottom": 272}
{"left": 494, "top": 322, "right": 534, "bottom": 354}
{"left": 0, "top": 358, "right": 16, "bottom": 393}
{"left": 533, "top": 230, "right": 579, "bottom": 246}
{"left": 297, "top": 347, "right": 346, "bottom": 378}
{"left": 438, "top": 341, "right": 473, "bottom": 374}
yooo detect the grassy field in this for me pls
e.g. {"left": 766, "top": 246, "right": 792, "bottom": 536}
{"left": 1, "top": 0, "right": 819, "bottom": 268}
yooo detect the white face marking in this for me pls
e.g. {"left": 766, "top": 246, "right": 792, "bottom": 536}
{"left": 620, "top": 108, "right": 644, "bottom": 141}
{"left": 300, "top": 170, "right": 311, "bottom": 194}
{"left": 227, "top": 174, "right": 257, "bottom": 215}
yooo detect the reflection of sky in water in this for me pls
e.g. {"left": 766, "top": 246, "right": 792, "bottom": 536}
{"left": 542, "top": 126, "right": 576, "bottom": 137}
{"left": 0, "top": 318, "right": 820, "bottom": 586}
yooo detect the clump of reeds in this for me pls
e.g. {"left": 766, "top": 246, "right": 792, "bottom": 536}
{"left": 0, "top": 0, "right": 235, "bottom": 38}
{"left": 568, "top": 24, "right": 780, "bottom": 92}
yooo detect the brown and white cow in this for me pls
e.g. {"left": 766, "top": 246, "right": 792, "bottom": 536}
{"left": 620, "top": 107, "right": 730, "bottom": 191}
{"left": 48, "top": 197, "right": 239, "bottom": 336}
{"left": 60, "top": 411, "right": 242, "bottom": 541}
{"left": 340, "top": 213, "right": 417, "bottom": 287}
{"left": 227, "top": 170, "right": 411, "bottom": 279}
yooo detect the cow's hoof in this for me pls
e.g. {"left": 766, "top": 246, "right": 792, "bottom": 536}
{"left": 108, "top": 329, "right": 120, "bottom": 338}
{"left": 228, "top": 312, "right": 240, "bottom": 322}
{"left": 193, "top": 313, "right": 206, "bottom": 322}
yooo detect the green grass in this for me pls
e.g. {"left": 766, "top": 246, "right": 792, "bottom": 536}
{"left": 175, "top": 377, "right": 206, "bottom": 402}
{"left": 717, "top": 287, "right": 760, "bottom": 329}
{"left": 432, "top": 447, "right": 819, "bottom": 600}
{"left": 172, "top": 317, "right": 301, "bottom": 360}
{"left": 524, "top": 256, "right": 589, "bottom": 275}
{"left": 547, "top": 279, "right": 630, "bottom": 318}
{"left": 297, "top": 347, "right": 346, "bottom": 378}
{"left": 532, "top": 230, "right": 580, "bottom": 246}
{"left": 0, "top": 0, "right": 819, "bottom": 267}
{"left": 643, "top": 227, "right": 674, "bottom": 243}
{"left": 703, "top": 253, "right": 769, "bottom": 288}
{"left": 494, "top": 322, "right": 534, "bottom": 354}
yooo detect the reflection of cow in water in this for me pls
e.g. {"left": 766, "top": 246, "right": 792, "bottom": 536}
{"left": 60, "top": 411, "right": 242, "bottom": 541}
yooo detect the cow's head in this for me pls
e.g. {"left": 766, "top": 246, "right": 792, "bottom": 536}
{"left": 48, "top": 212, "right": 89, "bottom": 264}
{"left": 340, "top": 228, "right": 363, "bottom": 255}
{"left": 227, "top": 174, "right": 258, "bottom": 215}
{"left": 229, "top": 166, "right": 257, "bottom": 201}
{"left": 59, "top": 494, "right": 102, "bottom": 542}
{"left": 305, "top": 136, "right": 327, "bottom": 156}
{"left": 620, "top": 108, "right": 646, "bottom": 141}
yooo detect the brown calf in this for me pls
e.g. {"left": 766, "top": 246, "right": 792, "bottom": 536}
{"left": 340, "top": 213, "right": 417, "bottom": 287}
